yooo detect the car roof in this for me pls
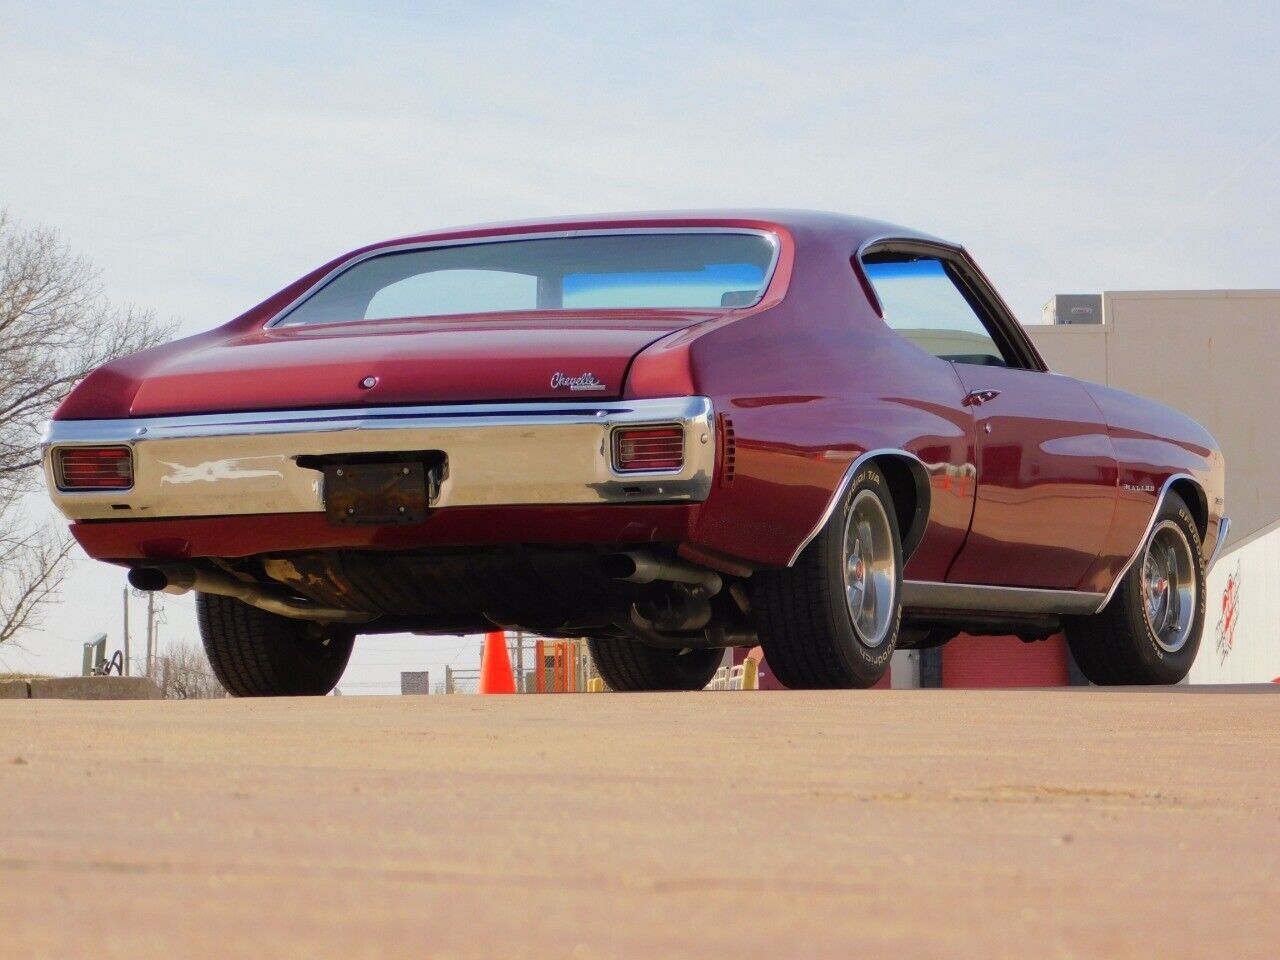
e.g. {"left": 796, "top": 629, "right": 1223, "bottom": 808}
{"left": 381, "top": 209, "right": 948, "bottom": 250}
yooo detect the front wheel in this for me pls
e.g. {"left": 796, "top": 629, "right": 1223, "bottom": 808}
{"left": 749, "top": 464, "right": 903, "bottom": 688}
{"left": 587, "top": 637, "right": 723, "bottom": 691}
{"left": 1065, "top": 492, "right": 1205, "bottom": 685}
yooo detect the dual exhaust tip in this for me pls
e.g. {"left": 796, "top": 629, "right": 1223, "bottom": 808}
{"left": 127, "top": 566, "right": 189, "bottom": 593}
{"left": 600, "top": 551, "right": 722, "bottom": 597}
{"left": 126, "top": 564, "right": 371, "bottom": 624}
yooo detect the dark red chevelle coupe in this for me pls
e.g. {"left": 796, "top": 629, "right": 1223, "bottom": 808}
{"left": 44, "top": 211, "right": 1228, "bottom": 693}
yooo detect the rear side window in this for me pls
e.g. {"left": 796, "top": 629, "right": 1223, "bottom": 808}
{"left": 861, "top": 256, "right": 1008, "bottom": 367}
{"left": 276, "top": 232, "right": 777, "bottom": 326}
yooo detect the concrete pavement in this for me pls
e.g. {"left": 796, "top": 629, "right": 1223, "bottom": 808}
{"left": 2, "top": 688, "right": 1277, "bottom": 959}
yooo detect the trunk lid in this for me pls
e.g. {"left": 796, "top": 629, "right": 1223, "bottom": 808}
{"left": 127, "top": 313, "right": 705, "bottom": 416}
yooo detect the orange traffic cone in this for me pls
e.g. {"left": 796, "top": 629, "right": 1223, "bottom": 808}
{"left": 478, "top": 630, "right": 517, "bottom": 694}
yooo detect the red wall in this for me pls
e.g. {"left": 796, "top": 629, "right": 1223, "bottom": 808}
{"left": 941, "top": 634, "right": 1071, "bottom": 688}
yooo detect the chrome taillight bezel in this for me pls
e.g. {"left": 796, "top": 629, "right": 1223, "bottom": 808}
{"left": 610, "top": 424, "right": 686, "bottom": 474}
{"left": 53, "top": 445, "right": 135, "bottom": 491}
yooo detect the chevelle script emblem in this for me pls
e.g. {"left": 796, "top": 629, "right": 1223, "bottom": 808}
{"left": 158, "top": 457, "right": 285, "bottom": 484}
{"left": 550, "top": 371, "right": 607, "bottom": 392}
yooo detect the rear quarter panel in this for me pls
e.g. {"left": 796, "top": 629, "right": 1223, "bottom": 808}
{"left": 634, "top": 224, "right": 978, "bottom": 577}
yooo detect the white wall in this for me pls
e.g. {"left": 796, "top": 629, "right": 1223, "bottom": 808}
{"left": 1192, "top": 521, "right": 1280, "bottom": 684}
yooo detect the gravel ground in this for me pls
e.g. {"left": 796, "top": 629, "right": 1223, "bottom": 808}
{"left": 2, "top": 686, "right": 1277, "bottom": 959}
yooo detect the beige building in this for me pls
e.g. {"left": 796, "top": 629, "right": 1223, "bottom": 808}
{"left": 1027, "top": 290, "right": 1280, "bottom": 683}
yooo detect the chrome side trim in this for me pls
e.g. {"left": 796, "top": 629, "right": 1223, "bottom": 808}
{"left": 1205, "top": 516, "right": 1232, "bottom": 572}
{"left": 902, "top": 581, "right": 1105, "bottom": 616}
{"left": 785, "top": 448, "right": 928, "bottom": 567}
{"left": 268, "top": 227, "right": 782, "bottom": 328}
{"left": 1094, "top": 472, "right": 1199, "bottom": 614}
{"left": 42, "top": 397, "right": 715, "bottom": 522}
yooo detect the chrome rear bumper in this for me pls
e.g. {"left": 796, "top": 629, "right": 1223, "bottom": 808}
{"left": 43, "top": 397, "right": 715, "bottom": 522}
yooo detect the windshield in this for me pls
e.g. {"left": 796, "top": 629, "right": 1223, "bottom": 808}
{"left": 275, "top": 231, "right": 778, "bottom": 326}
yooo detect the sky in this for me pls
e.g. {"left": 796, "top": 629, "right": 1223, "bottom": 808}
{"left": 2, "top": 0, "right": 1278, "bottom": 685}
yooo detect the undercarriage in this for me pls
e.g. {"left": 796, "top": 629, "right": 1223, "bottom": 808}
{"left": 127, "top": 545, "right": 757, "bottom": 649}
{"left": 128, "top": 539, "right": 1079, "bottom": 653}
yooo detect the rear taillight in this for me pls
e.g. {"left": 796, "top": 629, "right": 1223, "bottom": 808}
{"left": 612, "top": 426, "right": 684, "bottom": 472}
{"left": 55, "top": 447, "right": 133, "bottom": 490}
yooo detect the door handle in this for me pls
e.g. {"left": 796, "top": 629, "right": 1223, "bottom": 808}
{"left": 963, "top": 389, "right": 1001, "bottom": 407}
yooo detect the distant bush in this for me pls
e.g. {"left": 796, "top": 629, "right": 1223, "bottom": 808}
{"left": 153, "top": 641, "right": 228, "bottom": 699}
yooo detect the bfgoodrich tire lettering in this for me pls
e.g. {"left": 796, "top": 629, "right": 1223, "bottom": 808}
{"left": 1065, "top": 492, "right": 1206, "bottom": 685}
{"left": 750, "top": 465, "right": 903, "bottom": 688}
{"left": 197, "top": 593, "right": 355, "bottom": 697}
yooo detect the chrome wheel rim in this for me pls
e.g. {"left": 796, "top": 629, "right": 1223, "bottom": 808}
{"left": 1141, "top": 520, "right": 1197, "bottom": 654}
{"left": 842, "top": 489, "right": 897, "bottom": 648}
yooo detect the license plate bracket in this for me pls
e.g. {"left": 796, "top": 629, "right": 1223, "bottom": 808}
{"left": 323, "top": 462, "right": 428, "bottom": 526}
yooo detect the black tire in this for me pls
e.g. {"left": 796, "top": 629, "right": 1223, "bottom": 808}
{"left": 750, "top": 464, "right": 902, "bottom": 688}
{"left": 587, "top": 637, "right": 723, "bottom": 692}
{"left": 197, "top": 593, "right": 356, "bottom": 697}
{"left": 1065, "top": 492, "right": 1205, "bottom": 685}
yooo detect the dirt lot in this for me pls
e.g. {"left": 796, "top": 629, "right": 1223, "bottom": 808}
{"left": 2, "top": 687, "right": 1277, "bottom": 959}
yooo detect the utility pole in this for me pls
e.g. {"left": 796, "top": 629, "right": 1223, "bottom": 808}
{"left": 121, "top": 587, "right": 130, "bottom": 677}
{"left": 145, "top": 591, "right": 156, "bottom": 679}
{"left": 515, "top": 629, "right": 524, "bottom": 692}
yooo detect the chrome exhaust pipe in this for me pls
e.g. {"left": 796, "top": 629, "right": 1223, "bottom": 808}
{"left": 127, "top": 565, "right": 373, "bottom": 624}
{"left": 602, "top": 551, "right": 723, "bottom": 597}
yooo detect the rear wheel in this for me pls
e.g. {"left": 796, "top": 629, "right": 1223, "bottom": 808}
{"left": 750, "top": 464, "right": 902, "bottom": 688}
{"left": 587, "top": 637, "right": 722, "bottom": 691}
{"left": 1065, "top": 492, "right": 1205, "bottom": 685}
{"left": 197, "top": 593, "right": 355, "bottom": 697}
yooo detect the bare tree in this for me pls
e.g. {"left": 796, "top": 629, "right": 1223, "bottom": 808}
{"left": 154, "top": 640, "right": 227, "bottom": 699}
{"left": 0, "top": 209, "right": 173, "bottom": 644}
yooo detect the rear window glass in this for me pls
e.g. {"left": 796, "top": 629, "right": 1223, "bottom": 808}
{"left": 276, "top": 232, "right": 777, "bottom": 326}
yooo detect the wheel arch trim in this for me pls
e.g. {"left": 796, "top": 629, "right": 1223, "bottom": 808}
{"left": 1095, "top": 472, "right": 1204, "bottom": 614}
{"left": 786, "top": 448, "right": 931, "bottom": 567}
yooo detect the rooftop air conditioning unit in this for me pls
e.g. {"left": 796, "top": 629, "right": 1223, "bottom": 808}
{"left": 1043, "top": 294, "right": 1103, "bottom": 325}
